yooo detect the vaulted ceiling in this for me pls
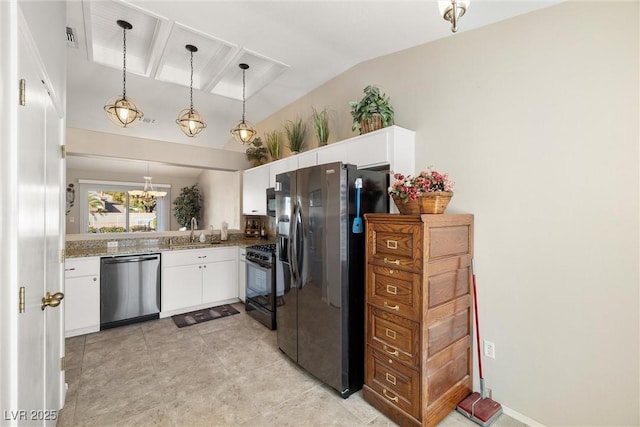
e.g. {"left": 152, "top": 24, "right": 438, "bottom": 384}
{"left": 66, "top": 0, "right": 563, "bottom": 158}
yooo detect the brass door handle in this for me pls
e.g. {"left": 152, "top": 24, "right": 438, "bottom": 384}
{"left": 383, "top": 257, "right": 400, "bottom": 265}
{"left": 383, "top": 345, "right": 399, "bottom": 356}
{"left": 41, "top": 292, "right": 64, "bottom": 310}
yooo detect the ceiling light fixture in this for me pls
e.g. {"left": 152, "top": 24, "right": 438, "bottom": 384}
{"left": 176, "top": 44, "right": 206, "bottom": 137}
{"left": 230, "top": 63, "right": 256, "bottom": 144}
{"left": 104, "top": 20, "right": 143, "bottom": 127}
{"left": 439, "top": 0, "right": 469, "bottom": 33}
{"left": 128, "top": 165, "right": 167, "bottom": 212}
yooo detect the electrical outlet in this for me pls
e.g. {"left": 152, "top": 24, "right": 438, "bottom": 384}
{"left": 483, "top": 340, "right": 496, "bottom": 359}
{"left": 107, "top": 241, "right": 118, "bottom": 249}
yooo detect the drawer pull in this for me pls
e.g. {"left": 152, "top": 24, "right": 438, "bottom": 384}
{"left": 65, "top": 268, "right": 76, "bottom": 271}
{"left": 384, "top": 258, "right": 400, "bottom": 266}
{"left": 385, "top": 328, "right": 397, "bottom": 340}
{"left": 385, "top": 373, "right": 397, "bottom": 385}
{"left": 382, "top": 389, "right": 399, "bottom": 402}
{"left": 383, "top": 346, "right": 399, "bottom": 356}
{"left": 386, "top": 285, "right": 397, "bottom": 295}
{"left": 384, "top": 302, "right": 399, "bottom": 311}
{"left": 386, "top": 240, "right": 398, "bottom": 249}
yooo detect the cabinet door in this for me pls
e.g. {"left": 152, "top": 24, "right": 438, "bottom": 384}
{"left": 316, "top": 143, "right": 347, "bottom": 166}
{"left": 242, "top": 165, "right": 269, "bottom": 215}
{"left": 202, "top": 260, "right": 238, "bottom": 304}
{"left": 162, "top": 264, "right": 202, "bottom": 312}
{"left": 65, "top": 274, "right": 100, "bottom": 336}
{"left": 269, "top": 157, "right": 298, "bottom": 187}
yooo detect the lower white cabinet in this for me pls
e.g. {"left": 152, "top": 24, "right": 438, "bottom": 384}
{"left": 161, "top": 247, "right": 238, "bottom": 316}
{"left": 64, "top": 257, "right": 100, "bottom": 337}
{"left": 238, "top": 247, "right": 246, "bottom": 302}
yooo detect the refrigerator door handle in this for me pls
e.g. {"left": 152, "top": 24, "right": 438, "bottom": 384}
{"left": 288, "top": 202, "right": 299, "bottom": 286}
{"left": 295, "top": 200, "right": 305, "bottom": 289}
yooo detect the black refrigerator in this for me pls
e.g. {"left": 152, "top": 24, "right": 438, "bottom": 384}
{"left": 275, "top": 162, "right": 387, "bottom": 398}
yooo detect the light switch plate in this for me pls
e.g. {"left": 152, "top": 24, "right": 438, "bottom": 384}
{"left": 107, "top": 241, "right": 118, "bottom": 249}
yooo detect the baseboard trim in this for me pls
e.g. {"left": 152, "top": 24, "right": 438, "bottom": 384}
{"left": 502, "top": 405, "right": 546, "bottom": 426}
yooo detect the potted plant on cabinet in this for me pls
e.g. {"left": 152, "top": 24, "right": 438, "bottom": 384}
{"left": 349, "top": 85, "right": 394, "bottom": 134}
{"left": 246, "top": 136, "right": 268, "bottom": 166}
{"left": 283, "top": 117, "right": 307, "bottom": 154}
{"left": 311, "top": 107, "right": 330, "bottom": 146}
{"left": 264, "top": 131, "right": 282, "bottom": 161}
{"left": 173, "top": 184, "right": 203, "bottom": 230}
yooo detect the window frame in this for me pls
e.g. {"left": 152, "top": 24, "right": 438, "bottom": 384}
{"left": 78, "top": 179, "right": 171, "bottom": 234}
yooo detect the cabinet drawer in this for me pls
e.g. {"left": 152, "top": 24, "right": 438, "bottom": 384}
{"left": 367, "top": 346, "right": 420, "bottom": 418}
{"left": 368, "top": 223, "right": 422, "bottom": 272}
{"left": 367, "top": 306, "right": 419, "bottom": 369}
{"left": 64, "top": 257, "right": 100, "bottom": 278}
{"left": 367, "top": 266, "right": 420, "bottom": 319}
{"left": 162, "top": 249, "right": 212, "bottom": 267}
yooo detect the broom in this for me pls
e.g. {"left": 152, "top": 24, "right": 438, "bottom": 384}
{"left": 456, "top": 259, "right": 503, "bottom": 427}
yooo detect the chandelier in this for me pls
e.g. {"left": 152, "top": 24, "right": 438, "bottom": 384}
{"left": 128, "top": 166, "right": 167, "bottom": 212}
{"left": 230, "top": 63, "right": 256, "bottom": 144}
{"left": 104, "top": 20, "right": 143, "bottom": 127}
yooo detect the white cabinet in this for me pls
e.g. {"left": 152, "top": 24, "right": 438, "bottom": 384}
{"left": 64, "top": 257, "right": 100, "bottom": 337}
{"left": 242, "top": 164, "right": 269, "bottom": 215}
{"left": 161, "top": 247, "right": 239, "bottom": 316}
{"left": 242, "top": 127, "right": 416, "bottom": 206}
{"left": 269, "top": 156, "right": 298, "bottom": 188}
{"left": 238, "top": 247, "right": 246, "bottom": 302}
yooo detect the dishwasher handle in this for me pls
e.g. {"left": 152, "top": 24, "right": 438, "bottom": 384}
{"left": 101, "top": 255, "right": 160, "bottom": 264}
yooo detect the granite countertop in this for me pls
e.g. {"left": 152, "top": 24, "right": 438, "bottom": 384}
{"left": 66, "top": 238, "right": 274, "bottom": 259}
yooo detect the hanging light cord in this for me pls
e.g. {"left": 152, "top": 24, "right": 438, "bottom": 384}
{"left": 189, "top": 50, "right": 194, "bottom": 110}
{"left": 121, "top": 24, "right": 127, "bottom": 99}
{"left": 241, "top": 67, "right": 246, "bottom": 122}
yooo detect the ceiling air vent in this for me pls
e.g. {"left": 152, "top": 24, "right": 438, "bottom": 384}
{"left": 66, "top": 27, "right": 78, "bottom": 48}
{"left": 140, "top": 116, "right": 157, "bottom": 124}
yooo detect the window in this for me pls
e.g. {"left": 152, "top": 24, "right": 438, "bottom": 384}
{"left": 78, "top": 180, "right": 171, "bottom": 233}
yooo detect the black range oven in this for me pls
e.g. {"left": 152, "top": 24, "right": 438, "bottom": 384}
{"left": 245, "top": 243, "right": 277, "bottom": 329}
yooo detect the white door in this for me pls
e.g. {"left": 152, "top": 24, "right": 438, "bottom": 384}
{"left": 8, "top": 16, "right": 64, "bottom": 426}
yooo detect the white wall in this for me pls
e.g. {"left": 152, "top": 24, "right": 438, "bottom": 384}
{"left": 249, "top": 2, "right": 639, "bottom": 425}
{"left": 198, "top": 169, "right": 241, "bottom": 231}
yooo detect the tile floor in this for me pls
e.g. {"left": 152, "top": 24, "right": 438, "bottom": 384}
{"left": 58, "top": 303, "right": 525, "bottom": 427}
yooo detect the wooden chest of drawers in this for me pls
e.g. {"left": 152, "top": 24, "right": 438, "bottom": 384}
{"left": 363, "top": 214, "right": 474, "bottom": 427}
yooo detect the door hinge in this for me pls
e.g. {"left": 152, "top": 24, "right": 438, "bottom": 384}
{"left": 60, "top": 249, "right": 65, "bottom": 263}
{"left": 60, "top": 145, "right": 66, "bottom": 159}
{"left": 19, "top": 79, "right": 26, "bottom": 106}
{"left": 19, "top": 287, "right": 25, "bottom": 313}
{"left": 60, "top": 357, "right": 65, "bottom": 371}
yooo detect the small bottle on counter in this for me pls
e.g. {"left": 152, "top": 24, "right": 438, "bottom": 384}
{"left": 260, "top": 223, "right": 266, "bottom": 239}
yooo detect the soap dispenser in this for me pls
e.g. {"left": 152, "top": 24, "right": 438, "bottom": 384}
{"left": 198, "top": 231, "right": 206, "bottom": 243}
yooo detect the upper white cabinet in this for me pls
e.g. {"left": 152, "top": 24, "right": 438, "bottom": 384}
{"left": 242, "top": 164, "right": 269, "bottom": 216}
{"left": 241, "top": 126, "right": 415, "bottom": 214}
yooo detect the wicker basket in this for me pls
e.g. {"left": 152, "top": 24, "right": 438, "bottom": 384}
{"left": 359, "top": 113, "right": 383, "bottom": 134}
{"left": 392, "top": 192, "right": 453, "bottom": 214}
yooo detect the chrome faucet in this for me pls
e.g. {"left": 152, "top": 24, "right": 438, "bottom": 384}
{"left": 209, "top": 225, "right": 214, "bottom": 243}
{"left": 190, "top": 217, "right": 198, "bottom": 242}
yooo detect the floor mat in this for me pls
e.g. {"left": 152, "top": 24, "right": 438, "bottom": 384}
{"left": 172, "top": 304, "right": 240, "bottom": 328}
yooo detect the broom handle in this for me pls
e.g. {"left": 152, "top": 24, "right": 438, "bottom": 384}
{"left": 472, "top": 258, "right": 484, "bottom": 381}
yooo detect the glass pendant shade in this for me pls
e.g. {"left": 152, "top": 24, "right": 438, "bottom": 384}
{"left": 104, "top": 20, "right": 143, "bottom": 127}
{"left": 177, "top": 107, "right": 206, "bottom": 137}
{"left": 230, "top": 63, "right": 256, "bottom": 144}
{"left": 438, "top": 0, "right": 469, "bottom": 32}
{"left": 231, "top": 119, "right": 257, "bottom": 144}
{"left": 177, "top": 44, "right": 206, "bottom": 137}
{"left": 104, "top": 95, "right": 143, "bottom": 127}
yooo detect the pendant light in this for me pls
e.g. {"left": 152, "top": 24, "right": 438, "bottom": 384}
{"left": 176, "top": 44, "right": 206, "bottom": 137}
{"left": 439, "top": 0, "right": 469, "bottom": 33}
{"left": 230, "top": 63, "right": 256, "bottom": 144}
{"left": 104, "top": 20, "right": 143, "bottom": 127}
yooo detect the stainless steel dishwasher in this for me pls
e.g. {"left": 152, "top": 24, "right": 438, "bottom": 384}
{"left": 100, "top": 253, "right": 161, "bottom": 329}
